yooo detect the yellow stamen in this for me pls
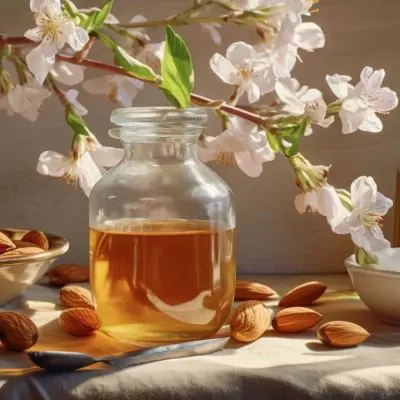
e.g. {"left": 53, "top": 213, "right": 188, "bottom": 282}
{"left": 42, "top": 19, "right": 61, "bottom": 39}
{"left": 239, "top": 67, "right": 251, "bottom": 80}
{"left": 360, "top": 213, "right": 384, "bottom": 229}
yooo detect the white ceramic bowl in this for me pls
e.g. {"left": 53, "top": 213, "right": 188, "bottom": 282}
{"left": 0, "top": 229, "right": 69, "bottom": 306}
{"left": 345, "top": 248, "right": 400, "bottom": 325}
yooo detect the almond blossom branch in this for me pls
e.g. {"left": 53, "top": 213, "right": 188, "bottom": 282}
{"left": 0, "top": 35, "right": 269, "bottom": 125}
{"left": 56, "top": 55, "right": 268, "bottom": 125}
{"left": 119, "top": 10, "right": 281, "bottom": 29}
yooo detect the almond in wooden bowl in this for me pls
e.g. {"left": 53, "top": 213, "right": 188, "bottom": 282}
{"left": 317, "top": 321, "right": 370, "bottom": 348}
{"left": 235, "top": 280, "right": 277, "bottom": 301}
{"left": 0, "top": 229, "right": 69, "bottom": 306}
{"left": 60, "top": 286, "right": 95, "bottom": 310}
{"left": 272, "top": 307, "right": 322, "bottom": 333}
{"left": 47, "top": 264, "right": 89, "bottom": 286}
{"left": 59, "top": 308, "right": 102, "bottom": 336}
{"left": 230, "top": 300, "right": 271, "bottom": 343}
{"left": 279, "top": 281, "right": 327, "bottom": 307}
{"left": 0, "top": 312, "right": 39, "bottom": 351}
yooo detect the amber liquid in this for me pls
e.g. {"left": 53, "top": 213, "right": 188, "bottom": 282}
{"left": 90, "top": 220, "right": 236, "bottom": 344}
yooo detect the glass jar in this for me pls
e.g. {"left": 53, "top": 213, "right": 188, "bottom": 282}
{"left": 89, "top": 107, "right": 236, "bottom": 345}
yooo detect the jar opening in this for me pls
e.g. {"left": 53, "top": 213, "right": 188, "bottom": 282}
{"left": 109, "top": 107, "right": 208, "bottom": 140}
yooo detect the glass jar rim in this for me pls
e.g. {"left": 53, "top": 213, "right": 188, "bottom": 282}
{"left": 109, "top": 107, "right": 208, "bottom": 140}
{"left": 111, "top": 106, "right": 208, "bottom": 126}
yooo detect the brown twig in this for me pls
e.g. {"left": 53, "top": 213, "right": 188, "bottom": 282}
{"left": 0, "top": 35, "right": 32, "bottom": 47}
{"left": 74, "top": 36, "right": 96, "bottom": 63}
{"left": 47, "top": 76, "right": 69, "bottom": 107}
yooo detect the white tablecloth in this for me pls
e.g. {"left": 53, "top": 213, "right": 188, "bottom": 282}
{"left": 1, "top": 274, "right": 400, "bottom": 400}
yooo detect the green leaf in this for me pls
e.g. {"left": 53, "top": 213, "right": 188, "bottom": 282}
{"left": 65, "top": 108, "right": 91, "bottom": 137}
{"left": 161, "top": 26, "right": 194, "bottom": 108}
{"left": 281, "top": 118, "right": 309, "bottom": 157}
{"left": 63, "top": 0, "right": 79, "bottom": 18}
{"left": 266, "top": 130, "right": 280, "bottom": 153}
{"left": 355, "top": 247, "right": 379, "bottom": 265}
{"left": 81, "top": 0, "right": 114, "bottom": 32}
{"left": 95, "top": 31, "right": 117, "bottom": 50}
{"left": 161, "top": 89, "right": 182, "bottom": 108}
{"left": 114, "top": 46, "right": 159, "bottom": 82}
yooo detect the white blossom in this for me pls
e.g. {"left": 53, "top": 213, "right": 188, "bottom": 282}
{"left": 0, "top": 81, "right": 51, "bottom": 121}
{"left": 126, "top": 15, "right": 151, "bottom": 43}
{"left": 65, "top": 89, "right": 87, "bottom": 116}
{"left": 51, "top": 62, "right": 85, "bottom": 86}
{"left": 25, "top": 1, "right": 89, "bottom": 85}
{"left": 329, "top": 176, "right": 393, "bottom": 252}
{"left": 37, "top": 151, "right": 102, "bottom": 196}
{"left": 295, "top": 184, "right": 343, "bottom": 219}
{"left": 229, "top": 0, "right": 283, "bottom": 11}
{"left": 210, "top": 41, "right": 270, "bottom": 103}
{"left": 255, "top": 19, "right": 325, "bottom": 93}
{"left": 198, "top": 116, "right": 275, "bottom": 177}
{"left": 201, "top": 23, "right": 222, "bottom": 45}
{"left": 134, "top": 41, "right": 165, "bottom": 71}
{"left": 83, "top": 74, "right": 144, "bottom": 107}
{"left": 30, "top": 0, "right": 60, "bottom": 13}
{"left": 326, "top": 67, "right": 398, "bottom": 134}
{"left": 275, "top": 78, "right": 322, "bottom": 115}
{"left": 37, "top": 146, "right": 123, "bottom": 197}
{"left": 190, "top": 10, "right": 222, "bottom": 45}
{"left": 275, "top": 78, "right": 334, "bottom": 135}
{"left": 124, "top": 15, "right": 164, "bottom": 69}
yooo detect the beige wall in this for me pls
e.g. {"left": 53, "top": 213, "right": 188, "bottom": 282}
{"left": 1, "top": 0, "right": 399, "bottom": 273}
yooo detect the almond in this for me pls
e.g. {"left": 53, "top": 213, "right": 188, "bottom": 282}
{"left": 317, "top": 321, "right": 370, "bottom": 347}
{"left": 0, "top": 230, "right": 13, "bottom": 238}
{"left": 0, "top": 246, "right": 44, "bottom": 259}
{"left": 13, "top": 240, "right": 42, "bottom": 248}
{"left": 279, "top": 281, "right": 327, "bottom": 307}
{"left": 272, "top": 307, "right": 322, "bottom": 333}
{"left": 235, "top": 280, "right": 277, "bottom": 301}
{"left": 59, "top": 308, "right": 102, "bottom": 336}
{"left": 230, "top": 300, "right": 271, "bottom": 343}
{"left": 60, "top": 286, "right": 95, "bottom": 310}
{"left": 21, "top": 230, "right": 49, "bottom": 250}
{"left": 0, "top": 312, "right": 39, "bottom": 351}
{"left": 47, "top": 264, "right": 90, "bottom": 286}
{"left": 0, "top": 232, "right": 16, "bottom": 255}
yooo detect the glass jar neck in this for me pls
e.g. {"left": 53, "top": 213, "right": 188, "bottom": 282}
{"left": 110, "top": 107, "right": 208, "bottom": 163}
{"left": 120, "top": 128, "right": 202, "bottom": 162}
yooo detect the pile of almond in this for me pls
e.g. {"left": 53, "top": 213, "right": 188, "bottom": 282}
{"left": 230, "top": 280, "right": 370, "bottom": 348}
{"left": 0, "top": 264, "right": 370, "bottom": 353}
{"left": 0, "top": 264, "right": 98, "bottom": 352}
{"left": 44, "top": 264, "right": 102, "bottom": 337}
{"left": 0, "top": 230, "right": 49, "bottom": 258}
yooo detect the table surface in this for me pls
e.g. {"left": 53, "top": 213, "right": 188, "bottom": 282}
{"left": 1, "top": 274, "right": 400, "bottom": 400}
